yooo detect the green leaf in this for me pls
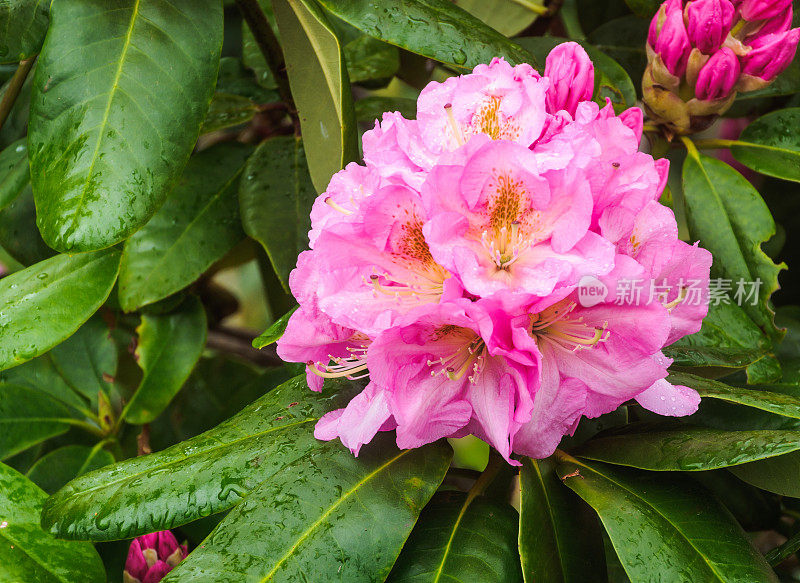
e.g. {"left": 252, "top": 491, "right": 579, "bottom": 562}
{"left": 387, "top": 491, "right": 522, "bottom": 582}
{"left": 0, "top": 0, "right": 49, "bottom": 63}
{"left": 253, "top": 306, "right": 298, "bottom": 348}
{"left": 27, "top": 445, "right": 114, "bottom": 495}
{"left": 28, "top": 0, "right": 223, "bottom": 252}
{"left": 49, "top": 316, "right": 116, "bottom": 408}
{"left": 344, "top": 34, "right": 400, "bottom": 83}
{"left": 588, "top": 16, "right": 649, "bottom": 93}
{"left": 731, "top": 451, "right": 800, "bottom": 497}
{"left": 41, "top": 375, "right": 364, "bottom": 541}
{"left": 273, "top": 0, "right": 359, "bottom": 192}
{"left": 0, "top": 353, "right": 88, "bottom": 412}
{"left": 239, "top": 136, "right": 316, "bottom": 290}
{"left": 0, "top": 383, "right": 76, "bottom": 460}
{"left": 0, "top": 462, "right": 105, "bottom": 582}
{"left": 457, "top": 0, "right": 542, "bottom": 37}
{"left": 574, "top": 427, "right": 800, "bottom": 471}
{"left": 123, "top": 296, "right": 207, "bottom": 425}
{"left": 0, "top": 248, "right": 121, "bottom": 372}
{"left": 164, "top": 434, "right": 451, "bottom": 582}
{"left": 515, "top": 37, "right": 636, "bottom": 111}
{"left": 622, "top": 0, "right": 660, "bottom": 18}
{"left": 241, "top": 1, "right": 279, "bottom": 90}
{"left": 518, "top": 458, "right": 605, "bottom": 583}
{"left": 682, "top": 152, "right": 784, "bottom": 340}
{"left": 355, "top": 96, "right": 417, "bottom": 122}
{"left": 670, "top": 372, "right": 800, "bottom": 419}
{"left": 201, "top": 92, "right": 259, "bottom": 134}
{"left": 731, "top": 108, "right": 800, "bottom": 183}
{"left": 555, "top": 454, "right": 779, "bottom": 583}
{"left": 0, "top": 138, "right": 29, "bottom": 211}
{"left": 0, "top": 181, "right": 55, "bottom": 266}
{"left": 118, "top": 142, "right": 251, "bottom": 311}
{"left": 316, "top": 0, "right": 537, "bottom": 71}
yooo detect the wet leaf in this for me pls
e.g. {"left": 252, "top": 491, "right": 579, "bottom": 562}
{"left": 317, "top": 0, "right": 537, "bottom": 71}
{"left": 731, "top": 450, "right": 800, "bottom": 497}
{"left": 731, "top": 108, "right": 800, "bottom": 183}
{"left": 518, "top": 458, "right": 605, "bottom": 583}
{"left": 682, "top": 153, "right": 784, "bottom": 341}
{"left": 239, "top": 136, "right": 316, "bottom": 290}
{"left": 123, "top": 296, "right": 207, "bottom": 425}
{"left": 0, "top": 462, "right": 105, "bottom": 582}
{"left": 201, "top": 92, "right": 259, "bottom": 134}
{"left": 41, "top": 376, "right": 364, "bottom": 541}
{"left": 164, "top": 433, "right": 451, "bottom": 582}
{"left": 574, "top": 427, "right": 800, "bottom": 471}
{"left": 0, "top": 179, "right": 54, "bottom": 267}
{"left": 0, "top": 248, "right": 121, "bottom": 372}
{"left": 253, "top": 306, "right": 298, "bottom": 349}
{"left": 555, "top": 454, "right": 778, "bottom": 583}
{"left": 456, "top": 0, "right": 542, "bottom": 37}
{"left": 344, "top": 34, "right": 400, "bottom": 83}
{"left": 26, "top": 445, "right": 114, "bottom": 495}
{"left": 273, "top": 0, "right": 358, "bottom": 192}
{"left": 0, "top": 0, "right": 49, "bottom": 63}
{"left": 0, "top": 138, "right": 29, "bottom": 211}
{"left": 118, "top": 142, "right": 251, "bottom": 311}
{"left": 0, "top": 352, "right": 88, "bottom": 413}
{"left": 0, "top": 383, "right": 75, "bottom": 460}
{"left": 623, "top": 0, "right": 660, "bottom": 18}
{"left": 387, "top": 490, "right": 521, "bottom": 582}
{"left": 28, "top": 0, "right": 223, "bottom": 252}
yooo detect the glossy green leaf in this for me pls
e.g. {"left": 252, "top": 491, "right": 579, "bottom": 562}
{"left": 555, "top": 454, "right": 779, "bottom": 583}
{"left": 27, "top": 445, "right": 114, "bottom": 495}
{"left": 682, "top": 152, "right": 784, "bottom": 340}
{"left": 518, "top": 458, "right": 604, "bottom": 583}
{"left": 0, "top": 352, "right": 88, "bottom": 412}
{"left": 0, "top": 182, "right": 55, "bottom": 266}
{"left": 0, "top": 462, "right": 105, "bottom": 582}
{"left": 41, "top": 376, "right": 364, "bottom": 541}
{"left": 118, "top": 142, "right": 251, "bottom": 311}
{"left": 273, "top": 0, "right": 358, "bottom": 192}
{"left": 0, "top": 384, "right": 73, "bottom": 460}
{"left": 355, "top": 96, "right": 417, "bottom": 122}
{"left": 317, "top": 0, "right": 537, "bottom": 70}
{"left": 0, "top": 0, "right": 49, "bottom": 63}
{"left": 344, "top": 34, "right": 400, "bottom": 83}
{"left": 738, "top": 59, "right": 800, "bottom": 100}
{"left": 731, "top": 451, "right": 800, "bottom": 497}
{"left": 387, "top": 490, "right": 522, "bottom": 583}
{"left": 515, "top": 37, "right": 636, "bottom": 111}
{"left": 731, "top": 109, "right": 800, "bottom": 183}
{"left": 123, "top": 296, "right": 207, "bottom": 425}
{"left": 670, "top": 372, "right": 800, "bottom": 419}
{"left": 239, "top": 136, "right": 315, "bottom": 290}
{"left": 587, "top": 16, "right": 649, "bottom": 92}
{"left": 201, "top": 92, "right": 259, "bottom": 134}
{"left": 28, "top": 0, "right": 223, "bottom": 252}
{"left": 457, "top": 0, "right": 541, "bottom": 37}
{"left": 253, "top": 306, "right": 298, "bottom": 349}
{"left": 575, "top": 427, "right": 800, "bottom": 471}
{"left": 48, "top": 316, "right": 116, "bottom": 408}
{"left": 241, "top": 0, "right": 279, "bottom": 90}
{"left": 622, "top": 0, "right": 660, "bottom": 18}
{"left": 164, "top": 433, "right": 451, "bottom": 582}
{"left": 0, "top": 248, "right": 121, "bottom": 371}
{"left": 692, "top": 470, "right": 780, "bottom": 532}
{"left": 0, "top": 138, "right": 28, "bottom": 211}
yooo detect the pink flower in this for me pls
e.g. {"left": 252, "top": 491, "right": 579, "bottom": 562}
{"left": 651, "top": 0, "right": 692, "bottom": 76}
{"left": 753, "top": 7, "right": 794, "bottom": 38}
{"left": 695, "top": 47, "right": 741, "bottom": 100}
{"left": 739, "top": 0, "right": 792, "bottom": 21}
{"left": 544, "top": 42, "right": 595, "bottom": 117}
{"left": 742, "top": 29, "right": 800, "bottom": 81}
{"left": 124, "top": 531, "right": 187, "bottom": 583}
{"left": 686, "top": 0, "right": 736, "bottom": 54}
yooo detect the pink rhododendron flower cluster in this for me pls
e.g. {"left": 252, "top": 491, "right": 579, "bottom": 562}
{"left": 277, "top": 43, "right": 712, "bottom": 464}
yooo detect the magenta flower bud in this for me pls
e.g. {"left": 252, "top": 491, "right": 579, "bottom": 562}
{"left": 695, "top": 47, "right": 741, "bottom": 100}
{"left": 653, "top": 1, "right": 692, "bottom": 76}
{"left": 686, "top": 0, "right": 736, "bottom": 53}
{"left": 543, "top": 42, "right": 595, "bottom": 117}
{"left": 742, "top": 28, "right": 800, "bottom": 80}
{"left": 753, "top": 7, "right": 794, "bottom": 38}
{"left": 124, "top": 531, "right": 187, "bottom": 583}
{"left": 739, "top": 0, "right": 792, "bottom": 21}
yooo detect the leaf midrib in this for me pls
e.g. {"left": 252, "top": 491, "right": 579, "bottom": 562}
{"left": 259, "top": 449, "right": 413, "bottom": 581}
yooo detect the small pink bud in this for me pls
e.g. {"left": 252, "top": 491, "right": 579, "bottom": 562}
{"left": 742, "top": 28, "right": 800, "bottom": 80}
{"left": 653, "top": 1, "right": 692, "bottom": 76}
{"left": 739, "top": 0, "right": 792, "bottom": 21}
{"left": 686, "top": 0, "right": 736, "bottom": 53}
{"left": 695, "top": 47, "right": 741, "bottom": 100}
{"left": 544, "top": 42, "right": 595, "bottom": 117}
{"left": 123, "top": 531, "right": 187, "bottom": 583}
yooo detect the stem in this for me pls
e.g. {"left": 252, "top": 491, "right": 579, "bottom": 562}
{"left": 465, "top": 452, "right": 504, "bottom": 503}
{"left": 766, "top": 526, "right": 800, "bottom": 566}
{"left": 60, "top": 418, "right": 105, "bottom": 438}
{"left": 690, "top": 138, "right": 741, "bottom": 150}
{"left": 680, "top": 135, "right": 701, "bottom": 161}
{"left": 643, "top": 123, "right": 661, "bottom": 134}
{"left": 235, "top": 0, "right": 298, "bottom": 131}
{"left": 0, "top": 57, "right": 34, "bottom": 132}
{"left": 137, "top": 424, "right": 151, "bottom": 456}
{"left": 207, "top": 327, "right": 284, "bottom": 367}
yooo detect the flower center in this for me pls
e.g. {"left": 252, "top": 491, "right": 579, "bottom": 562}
{"left": 528, "top": 300, "right": 609, "bottom": 351}
{"left": 308, "top": 334, "right": 370, "bottom": 380}
{"left": 479, "top": 174, "right": 541, "bottom": 269}
{"left": 426, "top": 326, "right": 487, "bottom": 384}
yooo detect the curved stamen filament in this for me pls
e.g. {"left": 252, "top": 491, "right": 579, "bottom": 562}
{"left": 529, "top": 301, "right": 610, "bottom": 352}
{"left": 663, "top": 286, "right": 688, "bottom": 311}
{"left": 427, "top": 337, "right": 487, "bottom": 383}
{"left": 325, "top": 197, "right": 354, "bottom": 215}
{"left": 444, "top": 104, "right": 466, "bottom": 147}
